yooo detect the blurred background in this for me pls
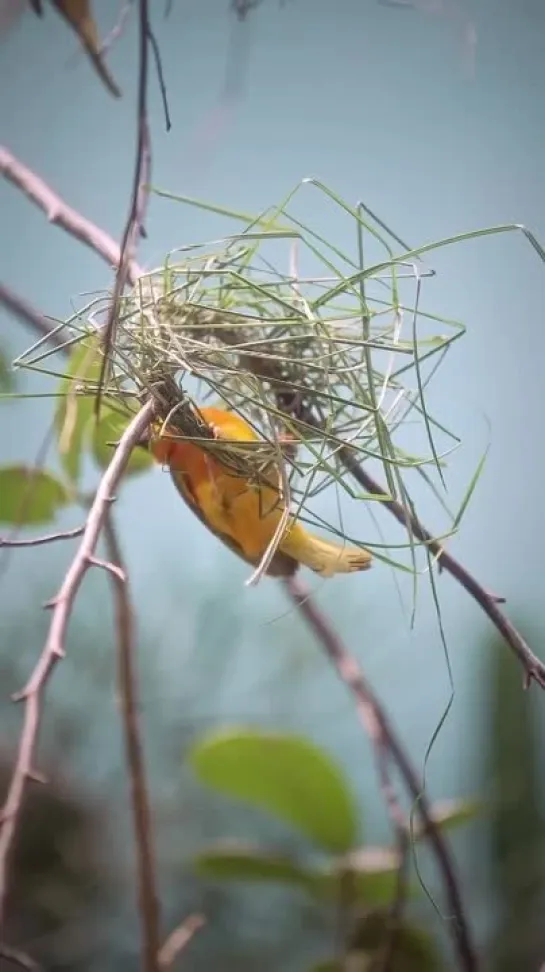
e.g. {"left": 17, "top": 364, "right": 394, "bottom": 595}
{"left": 0, "top": 0, "right": 544, "bottom": 969}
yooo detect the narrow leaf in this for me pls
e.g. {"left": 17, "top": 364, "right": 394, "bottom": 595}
{"left": 194, "top": 843, "right": 317, "bottom": 893}
{"left": 452, "top": 447, "right": 489, "bottom": 530}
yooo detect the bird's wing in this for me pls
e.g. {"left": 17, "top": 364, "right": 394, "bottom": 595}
{"left": 168, "top": 466, "right": 297, "bottom": 577}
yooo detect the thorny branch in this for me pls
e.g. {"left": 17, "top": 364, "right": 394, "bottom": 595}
{"left": 4, "top": 294, "right": 184, "bottom": 969}
{"left": 103, "top": 514, "right": 161, "bottom": 972}
{"left": 0, "top": 400, "right": 155, "bottom": 930}
{"left": 285, "top": 575, "right": 477, "bottom": 972}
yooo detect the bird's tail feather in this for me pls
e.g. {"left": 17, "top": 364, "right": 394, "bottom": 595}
{"left": 281, "top": 526, "right": 372, "bottom": 577}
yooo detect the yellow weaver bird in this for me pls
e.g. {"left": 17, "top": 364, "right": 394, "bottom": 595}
{"left": 148, "top": 406, "right": 372, "bottom": 579}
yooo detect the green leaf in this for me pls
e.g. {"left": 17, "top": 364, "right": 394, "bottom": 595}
{"left": 189, "top": 729, "right": 359, "bottom": 853}
{"left": 91, "top": 406, "right": 153, "bottom": 476}
{"left": 194, "top": 843, "right": 318, "bottom": 893}
{"left": 452, "top": 447, "right": 489, "bottom": 530}
{"left": 415, "top": 798, "right": 481, "bottom": 839}
{"left": 0, "top": 467, "right": 71, "bottom": 525}
{"left": 55, "top": 334, "right": 102, "bottom": 483}
{"left": 194, "top": 842, "right": 403, "bottom": 906}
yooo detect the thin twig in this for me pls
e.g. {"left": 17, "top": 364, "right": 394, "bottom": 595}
{"left": 284, "top": 575, "right": 477, "bottom": 972}
{"left": 1, "top": 148, "right": 542, "bottom": 685}
{"left": 158, "top": 913, "right": 205, "bottom": 969}
{"left": 0, "top": 400, "right": 155, "bottom": 929}
{"left": 96, "top": 0, "right": 152, "bottom": 413}
{"left": 0, "top": 283, "right": 64, "bottom": 350}
{"left": 100, "top": 0, "right": 135, "bottom": 57}
{"left": 0, "top": 527, "right": 83, "bottom": 548}
{"left": 103, "top": 513, "right": 161, "bottom": 972}
{"left": 87, "top": 553, "right": 126, "bottom": 582}
{"left": 0, "top": 943, "right": 41, "bottom": 971}
{"left": 148, "top": 23, "right": 171, "bottom": 131}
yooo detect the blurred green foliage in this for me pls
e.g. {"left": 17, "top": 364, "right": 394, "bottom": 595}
{"left": 189, "top": 728, "right": 477, "bottom": 970}
{"left": 486, "top": 627, "right": 545, "bottom": 971}
{"left": 0, "top": 466, "right": 71, "bottom": 525}
{"left": 0, "top": 753, "right": 115, "bottom": 971}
